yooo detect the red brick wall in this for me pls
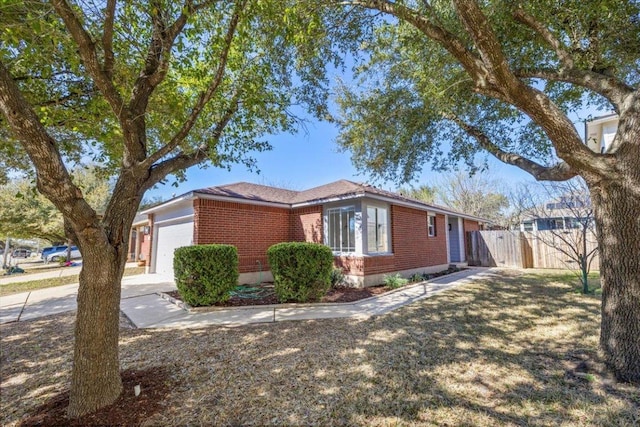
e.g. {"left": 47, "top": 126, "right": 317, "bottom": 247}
{"left": 389, "top": 206, "right": 447, "bottom": 272}
{"left": 189, "top": 199, "right": 451, "bottom": 277}
{"left": 336, "top": 207, "right": 449, "bottom": 278}
{"left": 334, "top": 256, "right": 365, "bottom": 276}
{"left": 139, "top": 229, "right": 151, "bottom": 262}
{"left": 363, "top": 255, "right": 396, "bottom": 275}
{"left": 194, "top": 200, "right": 290, "bottom": 273}
{"left": 290, "top": 206, "right": 323, "bottom": 243}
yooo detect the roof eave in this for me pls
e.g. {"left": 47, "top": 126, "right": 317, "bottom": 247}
{"left": 292, "top": 191, "right": 492, "bottom": 223}
{"left": 140, "top": 192, "right": 196, "bottom": 214}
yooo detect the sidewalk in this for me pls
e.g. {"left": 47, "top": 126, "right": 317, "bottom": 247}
{"left": 0, "top": 268, "right": 495, "bottom": 328}
{"left": 0, "top": 262, "right": 140, "bottom": 286}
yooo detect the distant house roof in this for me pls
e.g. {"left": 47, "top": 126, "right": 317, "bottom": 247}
{"left": 142, "top": 179, "right": 490, "bottom": 223}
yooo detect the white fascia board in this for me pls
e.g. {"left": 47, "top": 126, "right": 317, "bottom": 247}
{"left": 140, "top": 192, "right": 196, "bottom": 215}
{"left": 586, "top": 113, "right": 618, "bottom": 125}
{"left": 291, "top": 193, "right": 365, "bottom": 208}
{"left": 195, "top": 193, "right": 292, "bottom": 209}
{"left": 153, "top": 214, "right": 195, "bottom": 226}
{"left": 294, "top": 192, "right": 490, "bottom": 223}
{"left": 245, "top": 190, "right": 492, "bottom": 224}
{"left": 360, "top": 192, "right": 491, "bottom": 223}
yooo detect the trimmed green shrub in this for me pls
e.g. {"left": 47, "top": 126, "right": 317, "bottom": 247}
{"left": 174, "top": 244, "right": 239, "bottom": 306}
{"left": 267, "top": 242, "right": 333, "bottom": 302}
{"left": 383, "top": 273, "right": 408, "bottom": 289}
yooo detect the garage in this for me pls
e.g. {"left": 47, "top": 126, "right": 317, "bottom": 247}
{"left": 154, "top": 220, "right": 194, "bottom": 278}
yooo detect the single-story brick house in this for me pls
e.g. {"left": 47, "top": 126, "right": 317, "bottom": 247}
{"left": 141, "top": 180, "right": 488, "bottom": 287}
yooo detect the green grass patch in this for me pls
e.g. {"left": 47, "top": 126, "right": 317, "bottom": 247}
{"left": 0, "top": 267, "right": 146, "bottom": 297}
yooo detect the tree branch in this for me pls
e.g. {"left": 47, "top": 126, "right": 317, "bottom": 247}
{"left": 142, "top": 2, "right": 244, "bottom": 168}
{"left": 143, "top": 150, "right": 208, "bottom": 191}
{"left": 453, "top": 0, "right": 521, "bottom": 91}
{"left": 130, "top": 0, "right": 219, "bottom": 107}
{"left": 102, "top": 0, "right": 116, "bottom": 78}
{"left": 443, "top": 112, "right": 577, "bottom": 181}
{"left": 346, "top": 0, "right": 486, "bottom": 80}
{"left": 512, "top": 7, "right": 574, "bottom": 70}
{"left": 51, "top": 0, "right": 124, "bottom": 117}
{"left": 0, "top": 61, "right": 98, "bottom": 229}
{"left": 514, "top": 68, "right": 634, "bottom": 113}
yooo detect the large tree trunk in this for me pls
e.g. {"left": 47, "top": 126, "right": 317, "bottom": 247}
{"left": 589, "top": 176, "right": 640, "bottom": 383}
{"left": 66, "top": 233, "right": 129, "bottom": 417}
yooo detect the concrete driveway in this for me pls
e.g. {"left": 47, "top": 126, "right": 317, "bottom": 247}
{"left": 0, "top": 273, "right": 176, "bottom": 324}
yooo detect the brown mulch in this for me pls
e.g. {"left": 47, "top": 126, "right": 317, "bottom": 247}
{"left": 166, "top": 283, "right": 391, "bottom": 307}
{"left": 18, "top": 367, "right": 172, "bottom": 427}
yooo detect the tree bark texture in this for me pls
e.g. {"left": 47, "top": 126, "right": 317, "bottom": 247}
{"left": 66, "top": 185, "right": 144, "bottom": 417}
{"left": 67, "top": 243, "right": 125, "bottom": 417}
{"left": 590, "top": 177, "right": 640, "bottom": 383}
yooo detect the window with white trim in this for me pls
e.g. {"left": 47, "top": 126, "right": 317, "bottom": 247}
{"left": 428, "top": 215, "right": 437, "bottom": 237}
{"left": 327, "top": 206, "right": 356, "bottom": 252}
{"left": 366, "top": 206, "right": 389, "bottom": 253}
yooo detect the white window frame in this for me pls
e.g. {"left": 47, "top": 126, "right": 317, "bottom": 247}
{"left": 365, "top": 204, "right": 390, "bottom": 254}
{"left": 326, "top": 206, "right": 356, "bottom": 253}
{"left": 428, "top": 214, "right": 437, "bottom": 237}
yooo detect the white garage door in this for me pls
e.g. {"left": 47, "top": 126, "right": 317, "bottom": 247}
{"left": 155, "top": 221, "right": 194, "bottom": 278}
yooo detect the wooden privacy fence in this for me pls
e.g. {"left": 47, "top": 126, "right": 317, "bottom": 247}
{"left": 466, "top": 230, "right": 600, "bottom": 269}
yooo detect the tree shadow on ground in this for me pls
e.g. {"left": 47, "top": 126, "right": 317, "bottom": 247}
{"left": 1, "top": 269, "right": 638, "bottom": 426}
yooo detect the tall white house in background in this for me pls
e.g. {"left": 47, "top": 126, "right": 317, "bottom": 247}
{"left": 585, "top": 113, "right": 619, "bottom": 153}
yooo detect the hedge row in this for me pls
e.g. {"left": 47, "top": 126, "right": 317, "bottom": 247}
{"left": 173, "top": 242, "right": 335, "bottom": 306}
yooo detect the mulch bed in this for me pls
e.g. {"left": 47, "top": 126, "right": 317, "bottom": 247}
{"left": 165, "top": 283, "right": 391, "bottom": 307}
{"left": 18, "top": 367, "right": 172, "bottom": 427}
{"left": 166, "top": 268, "right": 465, "bottom": 307}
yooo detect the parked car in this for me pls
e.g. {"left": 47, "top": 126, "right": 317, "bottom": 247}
{"left": 12, "top": 248, "right": 32, "bottom": 258}
{"left": 46, "top": 246, "right": 81, "bottom": 263}
{"left": 41, "top": 245, "right": 69, "bottom": 260}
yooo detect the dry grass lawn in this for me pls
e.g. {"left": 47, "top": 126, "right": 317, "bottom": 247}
{"left": 1, "top": 269, "right": 638, "bottom": 426}
{"left": 0, "top": 266, "right": 146, "bottom": 297}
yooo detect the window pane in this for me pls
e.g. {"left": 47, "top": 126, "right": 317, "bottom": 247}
{"left": 328, "top": 210, "right": 338, "bottom": 250}
{"left": 367, "top": 206, "right": 388, "bottom": 253}
{"left": 327, "top": 207, "right": 355, "bottom": 252}
{"left": 428, "top": 216, "right": 436, "bottom": 236}
{"left": 378, "top": 208, "right": 388, "bottom": 252}
{"left": 367, "top": 207, "right": 377, "bottom": 252}
{"left": 347, "top": 210, "right": 355, "bottom": 251}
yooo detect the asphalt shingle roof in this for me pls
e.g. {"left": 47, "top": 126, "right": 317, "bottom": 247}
{"left": 193, "top": 179, "right": 469, "bottom": 217}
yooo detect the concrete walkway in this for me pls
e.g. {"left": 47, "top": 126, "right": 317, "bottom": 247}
{"left": 0, "top": 268, "right": 494, "bottom": 328}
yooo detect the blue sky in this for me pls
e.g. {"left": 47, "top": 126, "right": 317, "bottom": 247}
{"left": 144, "top": 111, "right": 589, "bottom": 201}
{"left": 145, "top": 112, "right": 545, "bottom": 201}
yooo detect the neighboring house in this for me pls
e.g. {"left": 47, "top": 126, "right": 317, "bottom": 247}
{"left": 520, "top": 195, "right": 592, "bottom": 232}
{"left": 127, "top": 213, "right": 152, "bottom": 264}
{"left": 141, "top": 180, "right": 489, "bottom": 287}
{"left": 585, "top": 113, "right": 618, "bottom": 153}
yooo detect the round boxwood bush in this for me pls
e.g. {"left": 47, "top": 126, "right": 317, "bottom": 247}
{"left": 267, "top": 242, "right": 334, "bottom": 303}
{"left": 174, "top": 244, "right": 239, "bottom": 306}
